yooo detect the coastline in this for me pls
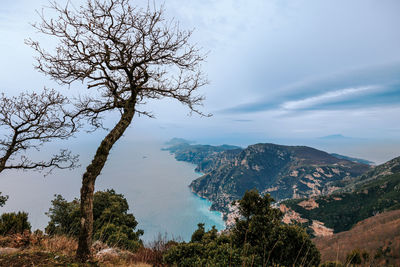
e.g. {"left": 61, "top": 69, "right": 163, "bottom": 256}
{"left": 189, "top": 171, "right": 226, "bottom": 230}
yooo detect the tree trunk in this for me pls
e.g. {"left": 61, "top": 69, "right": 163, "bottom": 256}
{"left": 76, "top": 105, "right": 135, "bottom": 262}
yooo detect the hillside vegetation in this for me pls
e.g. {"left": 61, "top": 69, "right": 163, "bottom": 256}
{"left": 283, "top": 157, "right": 400, "bottom": 233}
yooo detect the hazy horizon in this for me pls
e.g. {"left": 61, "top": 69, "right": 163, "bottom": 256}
{"left": 0, "top": 0, "right": 399, "bottom": 150}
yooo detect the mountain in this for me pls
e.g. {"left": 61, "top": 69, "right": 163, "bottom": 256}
{"left": 330, "top": 153, "right": 374, "bottom": 165}
{"left": 281, "top": 156, "right": 400, "bottom": 234}
{"left": 165, "top": 140, "right": 371, "bottom": 217}
{"left": 343, "top": 156, "right": 400, "bottom": 190}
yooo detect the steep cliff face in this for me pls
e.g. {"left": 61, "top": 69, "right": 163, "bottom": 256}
{"left": 164, "top": 141, "right": 370, "bottom": 215}
{"left": 189, "top": 143, "right": 370, "bottom": 213}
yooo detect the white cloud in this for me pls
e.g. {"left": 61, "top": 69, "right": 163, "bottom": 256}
{"left": 281, "top": 85, "right": 379, "bottom": 110}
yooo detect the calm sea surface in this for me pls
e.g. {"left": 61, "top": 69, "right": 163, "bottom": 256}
{"left": 0, "top": 139, "right": 225, "bottom": 242}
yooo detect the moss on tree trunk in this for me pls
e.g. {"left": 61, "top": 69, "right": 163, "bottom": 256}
{"left": 76, "top": 106, "right": 135, "bottom": 261}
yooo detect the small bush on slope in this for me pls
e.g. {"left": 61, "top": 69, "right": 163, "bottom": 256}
{"left": 0, "top": 212, "right": 31, "bottom": 235}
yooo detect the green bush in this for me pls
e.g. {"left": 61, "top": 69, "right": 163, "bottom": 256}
{"left": 0, "top": 193, "right": 7, "bottom": 207}
{"left": 45, "top": 194, "right": 80, "bottom": 236}
{"left": 164, "top": 226, "right": 243, "bottom": 267}
{"left": 46, "top": 189, "right": 143, "bottom": 251}
{"left": 0, "top": 211, "right": 31, "bottom": 235}
{"left": 164, "top": 190, "right": 320, "bottom": 266}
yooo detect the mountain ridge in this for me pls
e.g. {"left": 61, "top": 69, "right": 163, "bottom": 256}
{"left": 164, "top": 140, "right": 371, "bottom": 218}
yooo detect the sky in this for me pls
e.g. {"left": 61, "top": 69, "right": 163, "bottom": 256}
{"left": 0, "top": 0, "right": 400, "bottom": 163}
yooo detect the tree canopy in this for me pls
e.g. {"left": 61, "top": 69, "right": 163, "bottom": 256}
{"left": 164, "top": 190, "right": 320, "bottom": 266}
{"left": 46, "top": 189, "right": 143, "bottom": 251}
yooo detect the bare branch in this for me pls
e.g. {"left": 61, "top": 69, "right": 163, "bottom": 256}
{"left": 26, "top": 0, "right": 209, "bottom": 117}
{"left": 0, "top": 89, "right": 80, "bottom": 173}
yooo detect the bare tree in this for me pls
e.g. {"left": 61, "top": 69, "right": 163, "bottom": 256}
{"left": 0, "top": 89, "right": 79, "bottom": 174}
{"left": 27, "top": 0, "right": 208, "bottom": 261}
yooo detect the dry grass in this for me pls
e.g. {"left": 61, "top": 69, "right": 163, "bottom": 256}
{"left": 0, "top": 233, "right": 155, "bottom": 266}
{"left": 314, "top": 209, "right": 400, "bottom": 266}
{"left": 39, "top": 234, "right": 78, "bottom": 256}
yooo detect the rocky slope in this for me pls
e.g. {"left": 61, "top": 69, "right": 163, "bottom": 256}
{"left": 282, "top": 156, "right": 400, "bottom": 234}
{"left": 165, "top": 141, "right": 371, "bottom": 217}
{"left": 341, "top": 155, "right": 400, "bottom": 191}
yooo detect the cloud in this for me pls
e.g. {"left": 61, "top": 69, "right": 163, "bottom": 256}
{"left": 280, "top": 85, "right": 379, "bottom": 110}
{"left": 219, "top": 62, "right": 400, "bottom": 114}
{"left": 1, "top": 0, "right": 400, "bottom": 145}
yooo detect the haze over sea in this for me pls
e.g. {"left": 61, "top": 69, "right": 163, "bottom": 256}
{"left": 0, "top": 138, "right": 225, "bottom": 242}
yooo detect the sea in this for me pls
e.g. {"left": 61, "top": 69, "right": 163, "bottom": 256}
{"left": 0, "top": 138, "right": 225, "bottom": 243}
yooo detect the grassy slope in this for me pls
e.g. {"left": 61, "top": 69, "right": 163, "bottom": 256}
{"left": 314, "top": 209, "right": 400, "bottom": 266}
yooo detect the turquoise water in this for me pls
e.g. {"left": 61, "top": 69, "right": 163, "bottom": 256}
{"left": 97, "top": 140, "right": 226, "bottom": 242}
{"left": 0, "top": 138, "right": 225, "bottom": 242}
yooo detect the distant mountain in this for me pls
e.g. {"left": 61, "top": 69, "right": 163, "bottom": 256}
{"left": 164, "top": 138, "right": 195, "bottom": 146}
{"left": 165, "top": 140, "right": 371, "bottom": 218}
{"left": 163, "top": 140, "right": 241, "bottom": 171}
{"left": 281, "top": 156, "right": 400, "bottom": 234}
{"left": 318, "top": 134, "right": 350, "bottom": 140}
{"left": 330, "top": 153, "right": 374, "bottom": 165}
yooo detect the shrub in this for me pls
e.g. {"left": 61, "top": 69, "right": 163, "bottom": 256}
{"left": 0, "top": 193, "right": 8, "bottom": 207}
{"left": 46, "top": 189, "right": 143, "bottom": 251}
{"left": 164, "top": 226, "right": 242, "bottom": 267}
{"left": 164, "top": 190, "right": 320, "bottom": 266}
{"left": 0, "top": 211, "right": 31, "bottom": 235}
{"left": 346, "top": 249, "right": 362, "bottom": 265}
